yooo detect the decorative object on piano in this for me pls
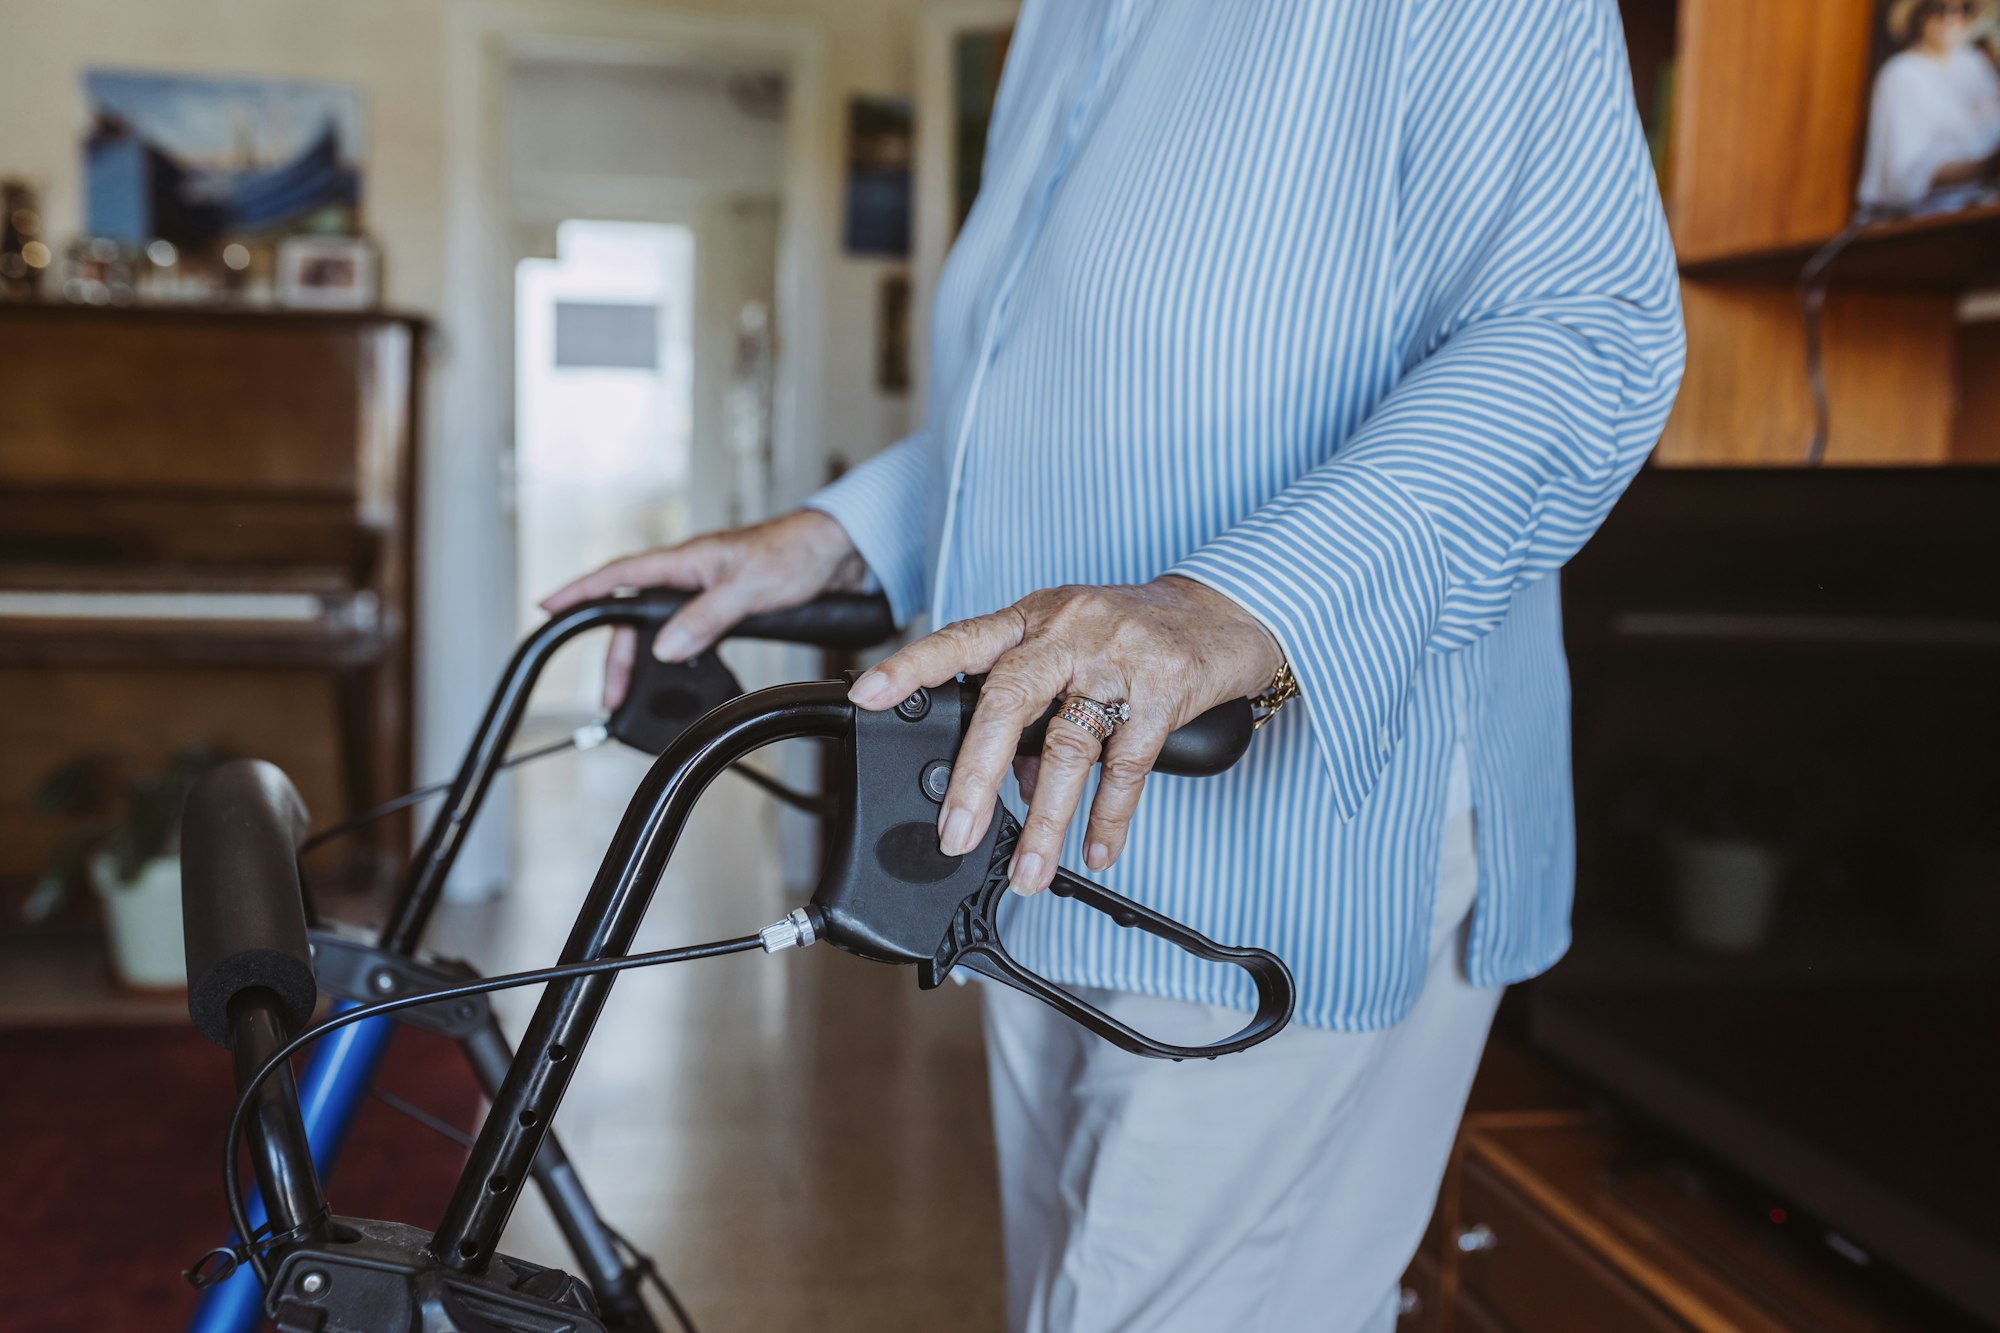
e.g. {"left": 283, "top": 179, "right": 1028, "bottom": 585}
{"left": 276, "top": 233, "right": 379, "bottom": 310}
{"left": 82, "top": 68, "right": 365, "bottom": 290}
{"left": 0, "top": 179, "right": 52, "bottom": 300}
{"left": 23, "top": 742, "right": 226, "bottom": 990}
{"left": 59, "top": 236, "right": 139, "bottom": 305}
{"left": 1856, "top": 0, "right": 2000, "bottom": 215}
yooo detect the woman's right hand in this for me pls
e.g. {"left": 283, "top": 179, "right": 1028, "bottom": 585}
{"left": 540, "top": 509, "right": 867, "bottom": 709}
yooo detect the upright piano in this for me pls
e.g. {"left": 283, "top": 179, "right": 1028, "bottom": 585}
{"left": 0, "top": 303, "right": 421, "bottom": 893}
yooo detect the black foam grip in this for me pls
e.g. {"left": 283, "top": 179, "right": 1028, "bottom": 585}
{"left": 1013, "top": 696, "right": 1255, "bottom": 778}
{"left": 613, "top": 588, "right": 895, "bottom": 650}
{"left": 181, "top": 760, "right": 318, "bottom": 1048}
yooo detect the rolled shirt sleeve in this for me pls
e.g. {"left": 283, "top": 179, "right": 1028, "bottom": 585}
{"left": 802, "top": 431, "right": 936, "bottom": 626}
{"left": 1169, "top": 0, "right": 1686, "bottom": 818}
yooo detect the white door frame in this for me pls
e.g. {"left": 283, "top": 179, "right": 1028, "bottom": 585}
{"left": 427, "top": 0, "right": 831, "bottom": 896}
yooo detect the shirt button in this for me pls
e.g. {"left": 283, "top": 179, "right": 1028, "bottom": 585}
{"left": 1376, "top": 725, "right": 1393, "bottom": 749}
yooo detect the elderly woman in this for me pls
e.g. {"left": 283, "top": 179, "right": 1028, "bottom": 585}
{"left": 547, "top": 1, "right": 1685, "bottom": 1329}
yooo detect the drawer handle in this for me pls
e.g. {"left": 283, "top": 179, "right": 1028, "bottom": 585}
{"left": 1454, "top": 1222, "right": 1499, "bottom": 1254}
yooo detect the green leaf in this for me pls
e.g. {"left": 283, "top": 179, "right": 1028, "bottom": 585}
{"left": 30, "top": 754, "right": 110, "bottom": 816}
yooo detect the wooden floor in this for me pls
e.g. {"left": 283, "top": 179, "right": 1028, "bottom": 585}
{"left": 435, "top": 727, "right": 1007, "bottom": 1333}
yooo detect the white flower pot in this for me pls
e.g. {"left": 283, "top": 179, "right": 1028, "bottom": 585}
{"left": 91, "top": 852, "right": 187, "bottom": 990}
{"left": 1666, "top": 835, "right": 1784, "bottom": 955}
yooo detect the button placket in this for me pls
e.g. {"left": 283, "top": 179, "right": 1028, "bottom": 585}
{"left": 927, "top": 0, "right": 1144, "bottom": 621}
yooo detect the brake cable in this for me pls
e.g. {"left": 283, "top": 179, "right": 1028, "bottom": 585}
{"left": 356, "top": 1084, "right": 702, "bottom": 1333}
{"left": 209, "top": 931, "right": 767, "bottom": 1289}
{"left": 300, "top": 720, "right": 828, "bottom": 853}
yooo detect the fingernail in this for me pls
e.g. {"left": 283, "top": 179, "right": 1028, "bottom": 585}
{"left": 939, "top": 807, "right": 975, "bottom": 856}
{"left": 1087, "top": 843, "right": 1111, "bottom": 870}
{"left": 849, "top": 670, "right": 894, "bottom": 707}
{"left": 1008, "top": 852, "right": 1044, "bottom": 896}
{"left": 654, "top": 628, "right": 693, "bottom": 662}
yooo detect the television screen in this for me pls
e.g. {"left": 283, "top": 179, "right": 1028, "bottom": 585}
{"left": 1535, "top": 467, "right": 2000, "bottom": 1327}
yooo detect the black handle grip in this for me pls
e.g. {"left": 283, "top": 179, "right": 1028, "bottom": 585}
{"left": 966, "top": 680, "right": 1255, "bottom": 778}
{"left": 1029, "top": 697, "right": 1254, "bottom": 778}
{"left": 607, "top": 587, "right": 895, "bottom": 649}
{"left": 181, "top": 759, "right": 318, "bottom": 1048}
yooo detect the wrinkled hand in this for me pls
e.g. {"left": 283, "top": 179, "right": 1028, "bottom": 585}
{"left": 849, "top": 578, "right": 1282, "bottom": 895}
{"left": 540, "top": 509, "right": 865, "bottom": 709}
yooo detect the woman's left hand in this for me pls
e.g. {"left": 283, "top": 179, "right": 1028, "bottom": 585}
{"left": 848, "top": 577, "right": 1283, "bottom": 894}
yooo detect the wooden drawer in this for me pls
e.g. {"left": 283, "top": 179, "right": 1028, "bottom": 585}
{"left": 1398, "top": 1249, "right": 1441, "bottom": 1333}
{"left": 1452, "top": 1290, "right": 1516, "bottom": 1333}
{"left": 1457, "top": 1157, "right": 1686, "bottom": 1333}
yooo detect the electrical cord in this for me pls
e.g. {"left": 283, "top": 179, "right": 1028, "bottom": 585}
{"left": 214, "top": 932, "right": 765, "bottom": 1288}
{"left": 1798, "top": 204, "right": 1910, "bottom": 467}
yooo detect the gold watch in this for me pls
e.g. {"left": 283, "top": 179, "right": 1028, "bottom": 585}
{"left": 1251, "top": 657, "right": 1299, "bottom": 730}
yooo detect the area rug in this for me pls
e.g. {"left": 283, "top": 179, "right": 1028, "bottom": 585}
{"left": 0, "top": 1021, "right": 481, "bottom": 1332}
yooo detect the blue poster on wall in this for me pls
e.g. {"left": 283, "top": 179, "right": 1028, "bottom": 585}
{"left": 83, "top": 68, "right": 364, "bottom": 250}
{"left": 842, "top": 95, "right": 913, "bottom": 258}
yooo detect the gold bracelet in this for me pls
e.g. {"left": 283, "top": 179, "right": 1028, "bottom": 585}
{"left": 1251, "top": 656, "right": 1299, "bottom": 730}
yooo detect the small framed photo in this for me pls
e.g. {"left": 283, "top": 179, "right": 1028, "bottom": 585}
{"left": 1857, "top": 0, "right": 2000, "bottom": 215}
{"left": 276, "top": 234, "right": 379, "bottom": 310}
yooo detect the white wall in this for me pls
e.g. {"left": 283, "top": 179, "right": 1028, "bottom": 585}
{"left": 0, "top": 0, "right": 922, "bottom": 887}
{"left": 509, "top": 60, "right": 787, "bottom": 197}
{"left": 0, "top": 0, "right": 919, "bottom": 466}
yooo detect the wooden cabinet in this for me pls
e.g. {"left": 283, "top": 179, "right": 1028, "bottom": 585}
{"left": 1400, "top": 1045, "right": 1946, "bottom": 1333}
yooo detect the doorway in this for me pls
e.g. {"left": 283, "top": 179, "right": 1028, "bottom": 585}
{"left": 506, "top": 55, "right": 789, "bottom": 717}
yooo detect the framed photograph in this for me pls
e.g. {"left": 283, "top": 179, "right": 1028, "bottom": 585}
{"left": 84, "top": 69, "right": 364, "bottom": 250}
{"left": 276, "top": 234, "right": 378, "bottom": 310}
{"left": 1856, "top": 0, "right": 2000, "bottom": 215}
{"left": 842, "top": 96, "right": 914, "bottom": 257}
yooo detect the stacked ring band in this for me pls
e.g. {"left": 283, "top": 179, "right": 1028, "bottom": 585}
{"left": 1054, "top": 695, "right": 1130, "bottom": 743}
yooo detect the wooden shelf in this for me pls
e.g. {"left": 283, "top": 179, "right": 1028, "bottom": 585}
{"left": 1678, "top": 203, "right": 2000, "bottom": 292}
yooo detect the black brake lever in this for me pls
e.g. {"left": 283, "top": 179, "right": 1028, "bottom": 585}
{"left": 809, "top": 679, "right": 1296, "bottom": 1060}
{"left": 607, "top": 647, "right": 746, "bottom": 756}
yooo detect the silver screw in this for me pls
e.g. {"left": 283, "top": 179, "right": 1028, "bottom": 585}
{"left": 298, "top": 1270, "right": 329, "bottom": 1296}
{"left": 370, "top": 970, "right": 396, "bottom": 995}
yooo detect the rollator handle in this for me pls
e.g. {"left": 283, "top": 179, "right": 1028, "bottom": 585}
{"left": 181, "top": 759, "right": 319, "bottom": 1048}
{"left": 811, "top": 678, "right": 1296, "bottom": 1059}
{"left": 606, "top": 588, "right": 895, "bottom": 754}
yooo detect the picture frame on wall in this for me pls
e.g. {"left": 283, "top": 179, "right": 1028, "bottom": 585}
{"left": 842, "top": 96, "right": 914, "bottom": 257}
{"left": 1856, "top": 0, "right": 2000, "bottom": 216}
{"left": 877, "top": 273, "right": 911, "bottom": 395}
{"left": 276, "top": 234, "right": 379, "bottom": 310}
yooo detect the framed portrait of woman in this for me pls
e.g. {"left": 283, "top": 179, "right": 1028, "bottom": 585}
{"left": 1857, "top": 0, "right": 2000, "bottom": 216}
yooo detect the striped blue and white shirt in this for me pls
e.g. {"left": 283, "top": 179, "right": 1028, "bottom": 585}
{"left": 808, "top": 0, "right": 1685, "bottom": 1030}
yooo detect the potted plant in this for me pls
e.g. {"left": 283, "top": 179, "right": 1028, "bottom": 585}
{"left": 22, "top": 742, "right": 226, "bottom": 989}
{"left": 1658, "top": 758, "right": 1796, "bottom": 956}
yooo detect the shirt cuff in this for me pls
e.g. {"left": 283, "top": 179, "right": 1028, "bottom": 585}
{"left": 1166, "top": 460, "right": 1448, "bottom": 819}
{"left": 801, "top": 455, "right": 933, "bottom": 626}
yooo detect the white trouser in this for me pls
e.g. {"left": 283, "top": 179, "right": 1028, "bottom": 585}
{"left": 981, "top": 791, "right": 1499, "bottom": 1333}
